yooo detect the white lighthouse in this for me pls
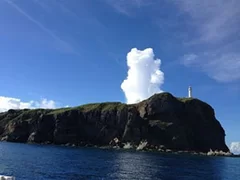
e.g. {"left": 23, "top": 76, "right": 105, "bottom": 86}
{"left": 188, "top": 86, "right": 192, "bottom": 98}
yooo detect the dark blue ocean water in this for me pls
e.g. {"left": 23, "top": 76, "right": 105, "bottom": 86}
{"left": 0, "top": 142, "right": 239, "bottom": 180}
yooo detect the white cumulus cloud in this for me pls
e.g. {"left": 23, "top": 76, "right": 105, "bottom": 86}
{"left": 0, "top": 96, "right": 57, "bottom": 113}
{"left": 230, "top": 142, "right": 240, "bottom": 154}
{"left": 121, "top": 48, "right": 164, "bottom": 104}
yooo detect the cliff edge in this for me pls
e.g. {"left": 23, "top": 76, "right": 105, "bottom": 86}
{"left": 0, "top": 92, "right": 229, "bottom": 153}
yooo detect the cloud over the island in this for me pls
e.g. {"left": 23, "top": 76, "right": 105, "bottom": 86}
{"left": 0, "top": 96, "right": 57, "bottom": 112}
{"left": 230, "top": 142, "right": 240, "bottom": 154}
{"left": 121, "top": 48, "right": 164, "bottom": 104}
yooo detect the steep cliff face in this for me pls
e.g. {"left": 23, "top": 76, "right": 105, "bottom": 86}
{"left": 0, "top": 93, "right": 229, "bottom": 152}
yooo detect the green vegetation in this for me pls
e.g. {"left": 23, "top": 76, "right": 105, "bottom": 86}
{"left": 47, "top": 102, "right": 127, "bottom": 115}
{"left": 101, "top": 102, "right": 126, "bottom": 112}
{"left": 77, "top": 103, "right": 102, "bottom": 112}
{"left": 77, "top": 102, "right": 126, "bottom": 112}
{"left": 177, "top": 97, "right": 194, "bottom": 103}
{"left": 149, "top": 120, "right": 173, "bottom": 129}
{"left": 47, "top": 107, "right": 72, "bottom": 115}
{"left": 0, "top": 92, "right": 206, "bottom": 118}
{"left": 148, "top": 92, "right": 175, "bottom": 102}
{"left": 25, "top": 108, "right": 51, "bottom": 115}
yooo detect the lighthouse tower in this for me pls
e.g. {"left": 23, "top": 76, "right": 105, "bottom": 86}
{"left": 188, "top": 86, "right": 192, "bottom": 98}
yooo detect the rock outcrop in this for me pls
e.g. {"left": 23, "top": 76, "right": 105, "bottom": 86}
{"left": 0, "top": 93, "right": 229, "bottom": 153}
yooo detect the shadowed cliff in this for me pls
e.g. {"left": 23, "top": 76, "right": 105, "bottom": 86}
{"left": 0, "top": 92, "right": 229, "bottom": 153}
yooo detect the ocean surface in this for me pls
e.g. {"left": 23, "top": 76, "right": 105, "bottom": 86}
{"left": 0, "top": 142, "right": 239, "bottom": 180}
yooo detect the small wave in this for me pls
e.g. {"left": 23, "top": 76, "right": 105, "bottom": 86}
{"left": 123, "top": 142, "right": 133, "bottom": 149}
{"left": 136, "top": 141, "right": 148, "bottom": 151}
{"left": 0, "top": 175, "right": 15, "bottom": 180}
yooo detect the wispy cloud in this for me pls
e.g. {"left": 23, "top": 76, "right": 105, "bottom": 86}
{"left": 4, "top": 0, "right": 79, "bottom": 55}
{"left": 176, "top": 0, "right": 240, "bottom": 82}
{"left": 105, "top": 0, "right": 155, "bottom": 16}
{"left": 205, "top": 53, "right": 240, "bottom": 82}
{"left": 33, "top": 0, "right": 51, "bottom": 12}
{"left": 182, "top": 54, "right": 199, "bottom": 67}
{"left": 175, "top": 0, "right": 240, "bottom": 44}
{"left": 33, "top": 0, "right": 76, "bottom": 17}
{"left": 32, "top": 0, "right": 122, "bottom": 69}
{"left": 182, "top": 52, "right": 240, "bottom": 82}
{"left": 33, "top": 0, "right": 109, "bottom": 57}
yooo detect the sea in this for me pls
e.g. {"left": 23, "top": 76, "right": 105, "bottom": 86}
{"left": 0, "top": 142, "right": 239, "bottom": 180}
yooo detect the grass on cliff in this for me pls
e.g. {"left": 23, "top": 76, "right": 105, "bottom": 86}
{"left": 48, "top": 102, "right": 127, "bottom": 115}
{"left": 47, "top": 107, "right": 72, "bottom": 115}
{"left": 142, "top": 92, "right": 196, "bottom": 104}
{"left": 80, "top": 102, "right": 126, "bottom": 112}
{"left": 177, "top": 97, "right": 194, "bottom": 103}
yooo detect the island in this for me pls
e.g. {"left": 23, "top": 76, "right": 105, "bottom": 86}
{"left": 0, "top": 92, "right": 233, "bottom": 156}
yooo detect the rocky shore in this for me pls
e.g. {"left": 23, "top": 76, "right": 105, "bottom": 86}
{"left": 0, "top": 92, "right": 232, "bottom": 156}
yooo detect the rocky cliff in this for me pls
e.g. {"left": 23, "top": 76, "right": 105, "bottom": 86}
{"left": 0, "top": 92, "right": 229, "bottom": 153}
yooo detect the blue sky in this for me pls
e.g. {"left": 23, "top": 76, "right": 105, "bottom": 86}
{"left": 0, "top": 0, "right": 239, "bottom": 149}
